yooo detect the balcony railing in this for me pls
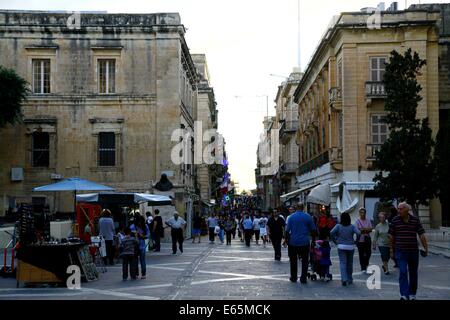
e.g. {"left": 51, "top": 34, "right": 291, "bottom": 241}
{"left": 298, "top": 151, "right": 329, "bottom": 176}
{"left": 329, "top": 147, "right": 343, "bottom": 162}
{"left": 329, "top": 87, "right": 342, "bottom": 104}
{"left": 284, "top": 121, "right": 299, "bottom": 132}
{"left": 280, "top": 162, "right": 298, "bottom": 175}
{"left": 366, "top": 144, "right": 382, "bottom": 160}
{"left": 365, "top": 82, "right": 386, "bottom": 98}
{"left": 280, "top": 121, "right": 299, "bottom": 143}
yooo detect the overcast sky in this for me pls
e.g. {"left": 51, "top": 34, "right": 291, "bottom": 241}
{"left": 1, "top": 0, "right": 446, "bottom": 192}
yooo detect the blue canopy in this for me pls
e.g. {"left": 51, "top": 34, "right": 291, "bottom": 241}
{"left": 33, "top": 177, "right": 114, "bottom": 192}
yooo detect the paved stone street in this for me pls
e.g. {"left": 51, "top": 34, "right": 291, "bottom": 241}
{"left": 0, "top": 236, "right": 449, "bottom": 300}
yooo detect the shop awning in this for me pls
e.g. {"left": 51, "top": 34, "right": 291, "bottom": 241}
{"left": 280, "top": 183, "right": 320, "bottom": 201}
{"left": 307, "top": 184, "right": 331, "bottom": 206}
{"left": 76, "top": 193, "right": 173, "bottom": 206}
{"left": 331, "top": 182, "right": 375, "bottom": 193}
{"left": 201, "top": 200, "right": 214, "bottom": 208}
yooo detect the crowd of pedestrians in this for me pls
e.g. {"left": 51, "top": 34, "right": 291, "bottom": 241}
{"left": 96, "top": 200, "right": 429, "bottom": 300}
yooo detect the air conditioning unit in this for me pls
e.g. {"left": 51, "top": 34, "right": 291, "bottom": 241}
{"left": 51, "top": 173, "right": 63, "bottom": 180}
{"left": 11, "top": 168, "right": 24, "bottom": 182}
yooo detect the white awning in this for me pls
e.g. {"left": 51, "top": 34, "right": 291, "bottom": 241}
{"left": 335, "top": 183, "right": 359, "bottom": 214}
{"left": 202, "top": 200, "right": 214, "bottom": 208}
{"left": 331, "top": 182, "right": 376, "bottom": 193}
{"left": 307, "top": 184, "right": 331, "bottom": 206}
{"left": 280, "top": 183, "right": 320, "bottom": 201}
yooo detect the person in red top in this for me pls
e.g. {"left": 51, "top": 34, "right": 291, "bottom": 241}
{"left": 317, "top": 211, "right": 336, "bottom": 240}
{"left": 389, "top": 202, "right": 428, "bottom": 300}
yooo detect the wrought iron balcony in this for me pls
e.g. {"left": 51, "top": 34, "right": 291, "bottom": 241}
{"left": 365, "top": 82, "right": 386, "bottom": 98}
{"left": 298, "top": 151, "right": 329, "bottom": 176}
{"left": 366, "top": 144, "right": 382, "bottom": 160}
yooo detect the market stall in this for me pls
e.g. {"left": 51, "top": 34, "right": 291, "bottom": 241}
{"left": 76, "top": 192, "right": 173, "bottom": 228}
{"left": 15, "top": 241, "right": 97, "bottom": 287}
{"left": 14, "top": 177, "right": 116, "bottom": 287}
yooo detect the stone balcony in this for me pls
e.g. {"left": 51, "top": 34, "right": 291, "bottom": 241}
{"left": 329, "top": 146, "right": 343, "bottom": 170}
{"left": 280, "top": 162, "right": 298, "bottom": 177}
{"left": 280, "top": 120, "right": 299, "bottom": 144}
{"left": 365, "top": 82, "right": 387, "bottom": 104}
{"left": 366, "top": 144, "right": 382, "bottom": 160}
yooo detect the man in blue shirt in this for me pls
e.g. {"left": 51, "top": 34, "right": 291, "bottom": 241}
{"left": 243, "top": 213, "right": 254, "bottom": 247}
{"left": 284, "top": 203, "right": 316, "bottom": 284}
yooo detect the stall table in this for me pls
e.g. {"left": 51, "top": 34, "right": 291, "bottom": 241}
{"left": 16, "top": 242, "right": 98, "bottom": 287}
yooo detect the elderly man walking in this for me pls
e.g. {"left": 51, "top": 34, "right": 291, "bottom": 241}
{"left": 389, "top": 202, "right": 428, "bottom": 300}
{"left": 166, "top": 211, "right": 187, "bottom": 254}
{"left": 99, "top": 209, "right": 116, "bottom": 266}
{"left": 284, "top": 203, "right": 317, "bottom": 284}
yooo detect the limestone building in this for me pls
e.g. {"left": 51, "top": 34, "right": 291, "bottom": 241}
{"left": 256, "top": 116, "right": 278, "bottom": 211}
{"left": 192, "top": 54, "right": 220, "bottom": 213}
{"left": 291, "top": 7, "right": 441, "bottom": 227}
{"left": 274, "top": 69, "right": 302, "bottom": 202}
{"left": 0, "top": 10, "right": 203, "bottom": 222}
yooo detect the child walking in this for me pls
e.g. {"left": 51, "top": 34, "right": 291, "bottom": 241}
{"left": 316, "top": 239, "right": 332, "bottom": 281}
{"left": 119, "top": 227, "right": 139, "bottom": 280}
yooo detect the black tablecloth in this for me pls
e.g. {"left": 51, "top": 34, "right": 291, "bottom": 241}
{"left": 16, "top": 243, "right": 86, "bottom": 281}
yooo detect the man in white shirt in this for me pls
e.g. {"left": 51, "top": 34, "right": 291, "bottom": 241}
{"left": 166, "top": 211, "right": 187, "bottom": 254}
{"left": 259, "top": 213, "right": 269, "bottom": 248}
{"left": 145, "top": 212, "right": 154, "bottom": 251}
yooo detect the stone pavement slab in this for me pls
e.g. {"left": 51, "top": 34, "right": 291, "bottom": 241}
{"left": 0, "top": 236, "right": 449, "bottom": 300}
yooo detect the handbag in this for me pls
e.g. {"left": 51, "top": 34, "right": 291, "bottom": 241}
{"left": 356, "top": 219, "right": 371, "bottom": 243}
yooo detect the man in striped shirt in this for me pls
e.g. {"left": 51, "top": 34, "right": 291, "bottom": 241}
{"left": 388, "top": 202, "right": 428, "bottom": 300}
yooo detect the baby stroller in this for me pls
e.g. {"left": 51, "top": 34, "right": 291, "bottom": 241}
{"left": 307, "top": 240, "right": 332, "bottom": 282}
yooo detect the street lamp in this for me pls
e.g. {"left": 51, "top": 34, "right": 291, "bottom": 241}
{"left": 269, "top": 74, "right": 288, "bottom": 79}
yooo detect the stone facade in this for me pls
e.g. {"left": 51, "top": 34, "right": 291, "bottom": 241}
{"left": 0, "top": 11, "right": 203, "bottom": 225}
{"left": 192, "top": 54, "right": 219, "bottom": 213}
{"left": 256, "top": 116, "right": 278, "bottom": 211}
{"left": 275, "top": 69, "right": 302, "bottom": 199}
{"left": 291, "top": 8, "right": 441, "bottom": 226}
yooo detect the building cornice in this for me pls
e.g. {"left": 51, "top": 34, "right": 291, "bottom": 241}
{"left": 293, "top": 10, "right": 440, "bottom": 103}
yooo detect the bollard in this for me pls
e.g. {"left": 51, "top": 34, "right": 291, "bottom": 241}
{"left": 11, "top": 248, "right": 15, "bottom": 271}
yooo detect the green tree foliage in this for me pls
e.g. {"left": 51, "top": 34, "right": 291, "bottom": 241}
{"left": 373, "top": 49, "right": 436, "bottom": 215}
{"left": 0, "top": 65, "right": 29, "bottom": 128}
{"left": 434, "top": 117, "right": 450, "bottom": 225}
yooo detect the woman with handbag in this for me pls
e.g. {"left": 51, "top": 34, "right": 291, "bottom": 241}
{"left": 130, "top": 215, "right": 150, "bottom": 279}
{"left": 373, "top": 212, "right": 391, "bottom": 275}
{"left": 355, "top": 207, "right": 373, "bottom": 273}
{"left": 330, "top": 212, "right": 361, "bottom": 286}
